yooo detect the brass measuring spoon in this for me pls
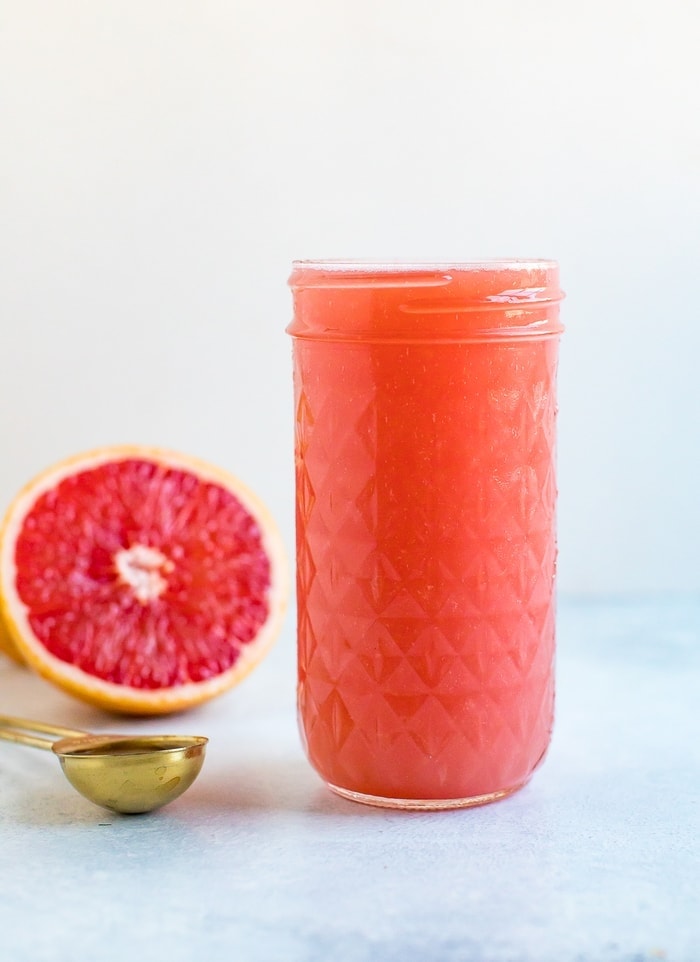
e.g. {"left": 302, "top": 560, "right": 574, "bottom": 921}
{"left": 0, "top": 714, "right": 207, "bottom": 814}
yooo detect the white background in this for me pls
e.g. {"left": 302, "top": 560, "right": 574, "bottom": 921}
{"left": 0, "top": 0, "right": 698, "bottom": 596}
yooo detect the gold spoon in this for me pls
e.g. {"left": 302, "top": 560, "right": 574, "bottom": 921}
{"left": 0, "top": 714, "right": 207, "bottom": 814}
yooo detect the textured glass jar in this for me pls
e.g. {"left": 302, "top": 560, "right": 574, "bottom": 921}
{"left": 287, "top": 260, "right": 564, "bottom": 809}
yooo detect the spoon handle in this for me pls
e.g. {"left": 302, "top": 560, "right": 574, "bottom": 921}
{"left": 0, "top": 714, "right": 89, "bottom": 752}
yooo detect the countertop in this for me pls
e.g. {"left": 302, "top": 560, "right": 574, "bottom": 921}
{"left": 1, "top": 598, "right": 698, "bottom": 962}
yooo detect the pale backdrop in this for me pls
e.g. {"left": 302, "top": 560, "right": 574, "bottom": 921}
{"left": 1, "top": 0, "right": 698, "bottom": 595}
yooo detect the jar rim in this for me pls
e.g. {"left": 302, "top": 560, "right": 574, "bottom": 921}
{"left": 291, "top": 258, "right": 558, "bottom": 273}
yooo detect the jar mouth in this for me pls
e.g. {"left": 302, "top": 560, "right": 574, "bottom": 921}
{"left": 292, "top": 258, "right": 558, "bottom": 273}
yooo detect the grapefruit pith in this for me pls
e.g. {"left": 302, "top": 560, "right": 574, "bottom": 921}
{"left": 0, "top": 446, "right": 287, "bottom": 714}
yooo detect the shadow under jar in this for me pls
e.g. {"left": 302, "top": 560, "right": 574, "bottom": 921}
{"left": 287, "top": 260, "right": 564, "bottom": 810}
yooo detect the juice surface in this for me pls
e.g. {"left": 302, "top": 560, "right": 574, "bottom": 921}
{"left": 290, "top": 263, "right": 561, "bottom": 802}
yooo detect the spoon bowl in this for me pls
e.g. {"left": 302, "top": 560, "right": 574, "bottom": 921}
{"left": 53, "top": 734, "right": 208, "bottom": 814}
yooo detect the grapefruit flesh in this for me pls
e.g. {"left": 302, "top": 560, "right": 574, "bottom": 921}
{"left": 0, "top": 447, "right": 287, "bottom": 714}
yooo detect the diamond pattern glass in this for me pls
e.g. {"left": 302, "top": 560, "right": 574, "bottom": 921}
{"left": 293, "top": 337, "right": 558, "bottom": 805}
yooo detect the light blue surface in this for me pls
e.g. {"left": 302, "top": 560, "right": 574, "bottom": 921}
{"left": 1, "top": 599, "right": 698, "bottom": 962}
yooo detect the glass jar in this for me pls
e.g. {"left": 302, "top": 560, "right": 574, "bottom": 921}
{"left": 287, "top": 260, "right": 564, "bottom": 809}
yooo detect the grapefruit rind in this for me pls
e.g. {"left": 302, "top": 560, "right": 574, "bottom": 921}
{"left": 0, "top": 445, "right": 288, "bottom": 715}
{"left": 0, "top": 616, "right": 25, "bottom": 665}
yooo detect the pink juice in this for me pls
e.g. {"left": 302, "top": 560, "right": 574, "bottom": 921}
{"left": 288, "top": 260, "right": 564, "bottom": 808}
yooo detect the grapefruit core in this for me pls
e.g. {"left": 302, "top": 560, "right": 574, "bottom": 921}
{"left": 0, "top": 446, "right": 287, "bottom": 714}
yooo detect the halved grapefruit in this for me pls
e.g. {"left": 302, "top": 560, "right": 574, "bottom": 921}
{"left": 0, "top": 446, "right": 287, "bottom": 714}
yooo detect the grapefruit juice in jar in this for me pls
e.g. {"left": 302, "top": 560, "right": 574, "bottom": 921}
{"left": 287, "top": 260, "right": 564, "bottom": 809}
